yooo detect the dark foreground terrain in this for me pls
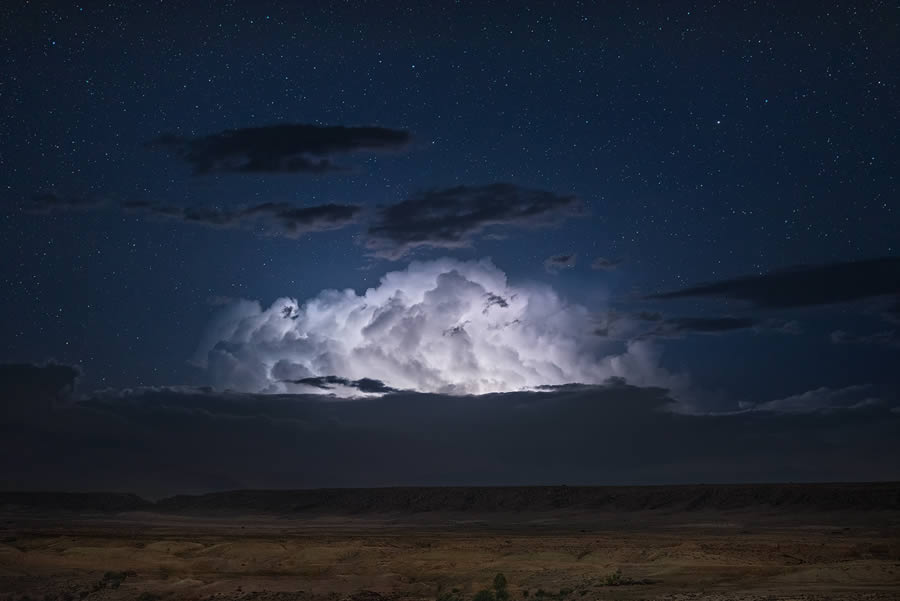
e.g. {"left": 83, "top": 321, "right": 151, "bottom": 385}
{"left": 1, "top": 484, "right": 899, "bottom": 601}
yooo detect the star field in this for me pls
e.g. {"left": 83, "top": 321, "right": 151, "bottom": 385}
{"left": 1, "top": 1, "right": 898, "bottom": 403}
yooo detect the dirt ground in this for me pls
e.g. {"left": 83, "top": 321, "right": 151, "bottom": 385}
{"left": 1, "top": 510, "right": 898, "bottom": 601}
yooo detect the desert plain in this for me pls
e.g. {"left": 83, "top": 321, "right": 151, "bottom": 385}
{"left": 1, "top": 484, "right": 898, "bottom": 601}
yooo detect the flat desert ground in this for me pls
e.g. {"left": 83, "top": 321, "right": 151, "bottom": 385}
{"left": 1, "top": 484, "right": 899, "bottom": 601}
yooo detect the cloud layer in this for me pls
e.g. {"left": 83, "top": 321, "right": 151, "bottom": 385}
{"left": 149, "top": 124, "right": 411, "bottom": 175}
{"left": 749, "top": 385, "right": 883, "bottom": 413}
{"left": 648, "top": 257, "right": 900, "bottom": 308}
{"left": 27, "top": 192, "right": 106, "bottom": 213}
{"left": 591, "top": 257, "right": 621, "bottom": 271}
{"left": 645, "top": 316, "right": 759, "bottom": 337}
{"left": 544, "top": 253, "right": 577, "bottom": 273}
{"left": 365, "top": 183, "right": 586, "bottom": 258}
{"left": 31, "top": 182, "right": 583, "bottom": 252}
{"left": 196, "top": 258, "right": 681, "bottom": 395}
{"left": 3, "top": 366, "right": 897, "bottom": 496}
{"left": 123, "top": 200, "right": 362, "bottom": 238}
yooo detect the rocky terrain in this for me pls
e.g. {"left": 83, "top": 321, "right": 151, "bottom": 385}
{"left": 1, "top": 484, "right": 898, "bottom": 600}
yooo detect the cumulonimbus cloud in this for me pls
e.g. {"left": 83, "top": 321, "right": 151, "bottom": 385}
{"left": 195, "top": 258, "right": 684, "bottom": 395}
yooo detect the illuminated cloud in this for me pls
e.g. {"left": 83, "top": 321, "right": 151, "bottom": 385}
{"left": 196, "top": 258, "right": 685, "bottom": 395}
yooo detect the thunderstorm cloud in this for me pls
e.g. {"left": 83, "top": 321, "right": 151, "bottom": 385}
{"left": 195, "top": 259, "right": 683, "bottom": 395}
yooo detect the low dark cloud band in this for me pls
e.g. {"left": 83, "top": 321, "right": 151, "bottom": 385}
{"left": 2, "top": 364, "right": 897, "bottom": 497}
{"left": 366, "top": 183, "right": 586, "bottom": 259}
{"left": 124, "top": 200, "right": 363, "bottom": 237}
{"left": 648, "top": 257, "right": 900, "bottom": 308}
{"left": 149, "top": 124, "right": 411, "bottom": 175}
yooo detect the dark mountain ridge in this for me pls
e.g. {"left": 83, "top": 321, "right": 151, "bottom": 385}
{"left": 2, "top": 482, "right": 899, "bottom": 515}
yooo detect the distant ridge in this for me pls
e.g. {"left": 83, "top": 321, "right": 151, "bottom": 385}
{"left": 0, "top": 491, "right": 150, "bottom": 512}
{"left": 2, "top": 483, "right": 899, "bottom": 515}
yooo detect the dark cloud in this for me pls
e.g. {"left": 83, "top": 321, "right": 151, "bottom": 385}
{"left": 365, "top": 183, "right": 586, "bottom": 259}
{"left": 284, "top": 375, "right": 398, "bottom": 395}
{"left": 149, "top": 124, "right": 411, "bottom": 175}
{"left": 483, "top": 292, "right": 509, "bottom": 314}
{"left": 0, "top": 362, "right": 80, "bottom": 398}
{"left": 591, "top": 257, "right": 622, "bottom": 271}
{"left": 2, "top": 365, "right": 899, "bottom": 496}
{"left": 748, "top": 385, "right": 883, "bottom": 413}
{"left": 623, "top": 313, "right": 798, "bottom": 340}
{"left": 125, "top": 200, "right": 362, "bottom": 238}
{"left": 647, "top": 257, "right": 900, "bottom": 308}
{"left": 882, "top": 298, "right": 900, "bottom": 324}
{"left": 27, "top": 192, "right": 106, "bottom": 213}
{"left": 655, "top": 316, "right": 759, "bottom": 334}
{"left": 635, "top": 311, "right": 664, "bottom": 322}
{"left": 766, "top": 319, "right": 802, "bottom": 335}
{"left": 830, "top": 329, "right": 900, "bottom": 349}
{"left": 0, "top": 362, "right": 80, "bottom": 423}
{"left": 544, "top": 253, "right": 577, "bottom": 273}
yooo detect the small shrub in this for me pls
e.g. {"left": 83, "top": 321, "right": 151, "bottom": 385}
{"left": 473, "top": 590, "right": 494, "bottom": 601}
{"left": 437, "top": 591, "right": 464, "bottom": 601}
{"left": 493, "top": 573, "right": 509, "bottom": 601}
{"left": 602, "top": 569, "right": 636, "bottom": 586}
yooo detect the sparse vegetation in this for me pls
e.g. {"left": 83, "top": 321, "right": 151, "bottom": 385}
{"left": 437, "top": 591, "right": 465, "bottom": 601}
{"left": 466, "top": 572, "right": 510, "bottom": 601}
{"left": 100, "top": 570, "right": 136, "bottom": 589}
{"left": 600, "top": 569, "right": 651, "bottom": 586}
{"left": 493, "top": 573, "right": 509, "bottom": 601}
{"left": 604, "top": 569, "right": 627, "bottom": 585}
{"left": 436, "top": 572, "right": 652, "bottom": 601}
{"left": 3, "top": 505, "right": 893, "bottom": 601}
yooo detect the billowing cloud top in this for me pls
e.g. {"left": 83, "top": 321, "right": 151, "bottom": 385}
{"left": 197, "top": 259, "right": 680, "bottom": 395}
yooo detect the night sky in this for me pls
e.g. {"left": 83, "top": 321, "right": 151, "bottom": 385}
{"left": 2, "top": 2, "right": 899, "bottom": 493}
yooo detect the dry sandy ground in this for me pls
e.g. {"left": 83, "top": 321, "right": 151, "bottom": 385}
{"left": 1, "top": 511, "right": 898, "bottom": 601}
